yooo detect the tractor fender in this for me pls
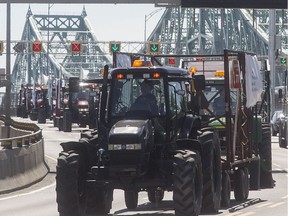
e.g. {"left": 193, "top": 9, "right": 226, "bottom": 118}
{"left": 60, "top": 139, "right": 99, "bottom": 165}
{"left": 177, "top": 115, "right": 201, "bottom": 140}
{"left": 176, "top": 115, "right": 202, "bottom": 153}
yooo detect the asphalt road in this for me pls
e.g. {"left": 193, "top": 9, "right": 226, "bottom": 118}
{"left": 0, "top": 119, "right": 287, "bottom": 216}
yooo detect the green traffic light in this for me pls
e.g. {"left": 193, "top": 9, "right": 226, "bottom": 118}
{"left": 280, "top": 57, "right": 287, "bottom": 64}
{"left": 110, "top": 42, "right": 121, "bottom": 52}
{"left": 148, "top": 42, "right": 160, "bottom": 54}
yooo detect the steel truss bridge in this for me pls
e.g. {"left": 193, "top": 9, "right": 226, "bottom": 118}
{"left": 6, "top": 6, "right": 288, "bottom": 103}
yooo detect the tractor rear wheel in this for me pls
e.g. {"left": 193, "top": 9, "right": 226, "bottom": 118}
{"left": 199, "top": 130, "right": 222, "bottom": 213}
{"left": 234, "top": 167, "right": 249, "bottom": 201}
{"left": 147, "top": 189, "right": 164, "bottom": 204}
{"left": 56, "top": 151, "right": 86, "bottom": 216}
{"left": 85, "top": 188, "right": 113, "bottom": 215}
{"left": 63, "top": 110, "right": 72, "bottom": 132}
{"left": 38, "top": 107, "right": 46, "bottom": 123}
{"left": 173, "top": 150, "right": 203, "bottom": 216}
{"left": 124, "top": 190, "right": 138, "bottom": 210}
{"left": 221, "top": 171, "right": 231, "bottom": 208}
{"left": 259, "top": 123, "right": 274, "bottom": 188}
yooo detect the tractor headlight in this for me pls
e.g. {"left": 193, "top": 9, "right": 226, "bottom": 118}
{"left": 79, "top": 108, "right": 89, "bottom": 112}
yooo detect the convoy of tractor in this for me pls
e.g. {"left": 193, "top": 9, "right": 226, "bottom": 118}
{"left": 52, "top": 50, "right": 275, "bottom": 216}
{"left": 14, "top": 48, "right": 279, "bottom": 215}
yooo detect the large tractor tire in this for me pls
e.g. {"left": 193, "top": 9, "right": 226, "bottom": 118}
{"left": 85, "top": 187, "right": 113, "bottom": 215}
{"left": 63, "top": 110, "right": 72, "bottom": 132}
{"left": 124, "top": 190, "right": 138, "bottom": 210}
{"left": 56, "top": 151, "right": 86, "bottom": 216}
{"left": 58, "top": 117, "right": 63, "bottom": 131}
{"left": 16, "top": 106, "right": 22, "bottom": 117}
{"left": 220, "top": 171, "right": 231, "bottom": 208}
{"left": 234, "top": 167, "right": 249, "bottom": 201}
{"left": 30, "top": 109, "right": 38, "bottom": 121}
{"left": 53, "top": 116, "right": 58, "bottom": 127}
{"left": 147, "top": 189, "right": 164, "bottom": 204}
{"left": 199, "top": 130, "right": 222, "bottom": 213}
{"left": 259, "top": 123, "right": 274, "bottom": 188}
{"left": 173, "top": 150, "right": 203, "bottom": 216}
{"left": 38, "top": 107, "right": 46, "bottom": 123}
{"left": 249, "top": 157, "right": 260, "bottom": 190}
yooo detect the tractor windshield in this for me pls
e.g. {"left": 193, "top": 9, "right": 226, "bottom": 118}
{"left": 110, "top": 77, "right": 165, "bottom": 117}
{"left": 203, "top": 85, "right": 237, "bottom": 116}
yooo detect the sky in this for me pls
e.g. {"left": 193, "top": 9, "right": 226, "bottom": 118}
{"left": 0, "top": 3, "right": 164, "bottom": 68}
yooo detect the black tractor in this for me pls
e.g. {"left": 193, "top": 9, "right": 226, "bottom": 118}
{"left": 56, "top": 60, "right": 222, "bottom": 216}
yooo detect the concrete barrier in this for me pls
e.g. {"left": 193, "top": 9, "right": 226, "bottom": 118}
{"left": 0, "top": 116, "right": 49, "bottom": 194}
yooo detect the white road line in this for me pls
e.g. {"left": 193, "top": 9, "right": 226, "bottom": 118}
{"left": 268, "top": 202, "right": 286, "bottom": 208}
{"left": 273, "top": 163, "right": 281, "bottom": 168}
{"left": 256, "top": 202, "right": 273, "bottom": 208}
{"left": 0, "top": 182, "right": 56, "bottom": 201}
{"left": 0, "top": 155, "right": 57, "bottom": 201}
{"left": 281, "top": 195, "right": 288, "bottom": 199}
{"left": 238, "top": 212, "right": 256, "bottom": 216}
{"left": 227, "top": 212, "right": 244, "bottom": 216}
{"left": 46, "top": 154, "right": 57, "bottom": 162}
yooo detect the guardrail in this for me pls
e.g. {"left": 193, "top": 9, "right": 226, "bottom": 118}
{"left": 0, "top": 115, "right": 48, "bottom": 194}
{"left": 0, "top": 115, "right": 42, "bottom": 149}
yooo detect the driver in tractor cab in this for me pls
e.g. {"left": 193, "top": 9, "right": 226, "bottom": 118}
{"left": 131, "top": 79, "right": 158, "bottom": 115}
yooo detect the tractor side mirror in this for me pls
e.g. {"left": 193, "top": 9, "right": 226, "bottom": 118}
{"left": 193, "top": 75, "right": 205, "bottom": 91}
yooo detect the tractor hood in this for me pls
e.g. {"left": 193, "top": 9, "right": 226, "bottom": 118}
{"left": 108, "top": 119, "right": 153, "bottom": 150}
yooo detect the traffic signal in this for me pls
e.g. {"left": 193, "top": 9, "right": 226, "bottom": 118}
{"left": 0, "top": 40, "right": 3, "bottom": 55}
{"left": 71, "top": 40, "right": 82, "bottom": 54}
{"left": 168, "top": 57, "right": 176, "bottom": 66}
{"left": 148, "top": 42, "right": 160, "bottom": 54}
{"left": 280, "top": 57, "right": 287, "bottom": 64}
{"left": 32, "top": 41, "right": 42, "bottom": 53}
{"left": 109, "top": 41, "right": 121, "bottom": 53}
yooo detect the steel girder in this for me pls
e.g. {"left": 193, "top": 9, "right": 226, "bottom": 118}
{"left": 11, "top": 7, "right": 287, "bottom": 97}
{"left": 11, "top": 7, "right": 112, "bottom": 96}
{"left": 147, "top": 8, "right": 287, "bottom": 56}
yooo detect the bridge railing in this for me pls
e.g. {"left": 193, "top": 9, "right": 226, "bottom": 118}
{"left": 0, "top": 114, "right": 48, "bottom": 194}
{"left": 0, "top": 115, "right": 42, "bottom": 149}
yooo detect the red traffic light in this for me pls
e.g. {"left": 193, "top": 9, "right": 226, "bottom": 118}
{"left": 71, "top": 41, "right": 82, "bottom": 54}
{"left": 168, "top": 57, "right": 176, "bottom": 65}
{"left": 32, "top": 41, "right": 42, "bottom": 53}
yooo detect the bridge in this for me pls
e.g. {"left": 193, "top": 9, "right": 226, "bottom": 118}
{"left": 2, "top": 7, "right": 287, "bottom": 102}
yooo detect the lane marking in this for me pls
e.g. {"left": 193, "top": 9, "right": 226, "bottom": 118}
{"left": 228, "top": 212, "right": 244, "bottom": 216}
{"left": 0, "top": 182, "right": 56, "bottom": 201}
{"left": 268, "top": 202, "right": 286, "bottom": 208}
{"left": 238, "top": 212, "right": 256, "bottom": 216}
{"left": 273, "top": 163, "right": 281, "bottom": 168}
{"left": 255, "top": 202, "right": 273, "bottom": 208}
{"left": 281, "top": 195, "right": 288, "bottom": 199}
{"left": 46, "top": 154, "right": 57, "bottom": 162}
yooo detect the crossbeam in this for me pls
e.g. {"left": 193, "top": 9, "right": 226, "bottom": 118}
{"left": 0, "top": 0, "right": 287, "bottom": 9}
{"left": 0, "top": 0, "right": 180, "bottom": 7}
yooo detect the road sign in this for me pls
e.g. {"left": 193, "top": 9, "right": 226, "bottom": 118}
{"left": 109, "top": 41, "right": 121, "bottom": 53}
{"left": 0, "top": 40, "right": 3, "bottom": 55}
{"left": 32, "top": 41, "right": 42, "bottom": 53}
{"left": 71, "top": 40, "right": 82, "bottom": 54}
{"left": 148, "top": 42, "right": 160, "bottom": 54}
{"left": 280, "top": 57, "right": 287, "bottom": 64}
